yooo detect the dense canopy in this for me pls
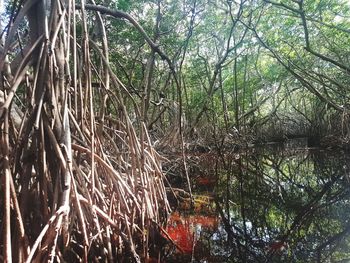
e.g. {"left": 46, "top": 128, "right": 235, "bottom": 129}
{"left": 0, "top": 0, "right": 350, "bottom": 262}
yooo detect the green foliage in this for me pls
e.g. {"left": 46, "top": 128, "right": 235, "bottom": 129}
{"left": 117, "top": 0, "right": 132, "bottom": 11}
{"left": 60, "top": 0, "right": 350, "bottom": 140}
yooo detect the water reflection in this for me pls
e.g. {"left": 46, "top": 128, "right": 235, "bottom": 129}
{"left": 163, "top": 145, "right": 350, "bottom": 263}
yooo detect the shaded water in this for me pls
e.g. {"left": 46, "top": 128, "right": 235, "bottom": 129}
{"left": 161, "top": 143, "right": 350, "bottom": 263}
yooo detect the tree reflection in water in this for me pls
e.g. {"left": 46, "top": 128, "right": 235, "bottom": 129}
{"left": 163, "top": 145, "right": 350, "bottom": 263}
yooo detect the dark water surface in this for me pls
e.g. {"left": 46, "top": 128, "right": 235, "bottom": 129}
{"left": 161, "top": 143, "right": 350, "bottom": 263}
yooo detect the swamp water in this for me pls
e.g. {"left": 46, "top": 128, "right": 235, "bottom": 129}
{"left": 160, "top": 143, "right": 350, "bottom": 263}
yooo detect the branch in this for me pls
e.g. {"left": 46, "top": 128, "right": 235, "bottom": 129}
{"left": 297, "top": 1, "right": 310, "bottom": 49}
{"left": 305, "top": 46, "right": 350, "bottom": 73}
{"left": 239, "top": 19, "right": 343, "bottom": 112}
{"left": 265, "top": 0, "right": 350, "bottom": 73}
{"left": 76, "top": 4, "right": 173, "bottom": 69}
{"left": 263, "top": 0, "right": 300, "bottom": 14}
{"left": 0, "top": 0, "right": 40, "bottom": 71}
{"left": 306, "top": 16, "right": 350, "bottom": 35}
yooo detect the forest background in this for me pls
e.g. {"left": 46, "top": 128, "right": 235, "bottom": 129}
{"left": 0, "top": 0, "right": 350, "bottom": 262}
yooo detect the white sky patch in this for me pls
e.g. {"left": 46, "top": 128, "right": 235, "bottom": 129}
{"left": 334, "top": 14, "right": 342, "bottom": 22}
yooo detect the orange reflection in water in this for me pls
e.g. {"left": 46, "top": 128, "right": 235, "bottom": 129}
{"left": 196, "top": 177, "right": 216, "bottom": 186}
{"left": 165, "top": 212, "right": 218, "bottom": 254}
